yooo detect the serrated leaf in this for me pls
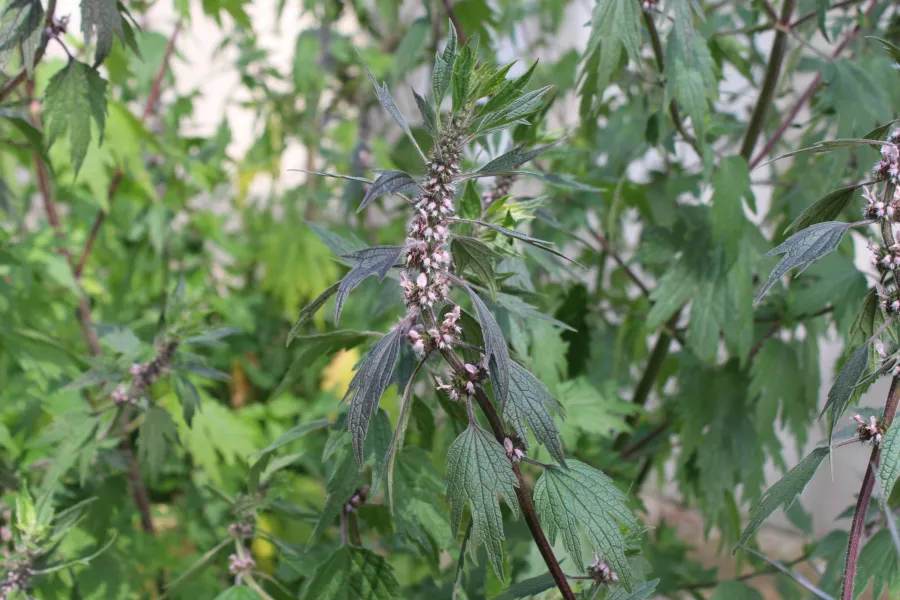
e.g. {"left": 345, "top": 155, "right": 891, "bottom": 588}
{"left": 432, "top": 19, "right": 458, "bottom": 105}
{"left": 587, "top": 0, "right": 642, "bottom": 89}
{"left": 287, "top": 282, "right": 340, "bottom": 345}
{"left": 710, "top": 155, "right": 751, "bottom": 255}
{"left": 493, "top": 573, "right": 556, "bottom": 600}
{"left": 505, "top": 361, "right": 566, "bottom": 465}
{"left": 452, "top": 37, "right": 477, "bottom": 111}
{"left": 786, "top": 182, "right": 870, "bottom": 234}
{"left": 453, "top": 217, "right": 580, "bottom": 266}
{"left": 735, "top": 446, "right": 829, "bottom": 550}
{"left": 479, "top": 61, "right": 536, "bottom": 116}
{"left": 446, "top": 423, "right": 519, "bottom": 581}
{"left": 0, "top": 0, "right": 43, "bottom": 73}
{"left": 478, "top": 86, "right": 552, "bottom": 131}
{"left": 43, "top": 60, "right": 108, "bottom": 176}
{"left": 460, "top": 180, "right": 481, "bottom": 219}
{"left": 413, "top": 89, "right": 437, "bottom": 135}
{"left": 868, "top": 36, "right": 900, "bottom": 65}
{"left": 471, "top": 140, "right": 562, "bottom": 177}
{"left": 754, "top": 221, "right": 855, "bottom": 305}
{"left": 854, "top": 529, "right": 900, "bottom": 599}
{"left": 606, "top": 579, "right": 661, "bottom": 600}
{"left": 452, "top": 236, "right": 500, "bottom": 298}
{"left": 820, "top": 343, "right": 870, "bottom": 445}
{"left": 308, "top": 440, "right": 363, "bottom": 545}
{"left": 81, "top": 0, "right": 124, "bottom": 66}
{"left": 300, "top": 546, "right": 399, "bottom": 600}
{"left": 878, "top": 423, "right": 900, "bottom": 510}
{"left": 137, "top": 406, "right": 179, "bottom": 480}
{"left": 495, "top": 293, "right": 576, "bottom": 332}
{"left": 358, "top": 51, "right": 426, "bottom": 162}
{"left": 382, "top": 359, "right": 425, "bottom": 512}
{"left": 471, "top": 61, "right": 515, "bottom": 101}
{"left": 533, "top": 460, "right": 638, "bottom": 589}
{"left": 174, "top": 375, "right": 201, "bottom": 427}
{"left": 863, "top": 118, "right": 900, "bottom": 141}
{"left": 345, "top": 328, "right": 402, "bottom": 464}
{"left": 674, "top": 59, "right": 707, "bottom": 145}
{"left": 335, "top": 246, "right": 403, "bottom": 325}
{"left": 358, "top": 170, "right": 417, "bottom": 213}
{"left": 646, "top": 263, "right": 695, "bottom": 329}
{"left": 464, "top": 286, "right": 510, "bottom": 404}
{"left": 275, "top": 331, "right": 374, "bottom": 400}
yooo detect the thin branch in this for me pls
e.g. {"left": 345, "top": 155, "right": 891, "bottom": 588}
{"left": 74, "top": 21, "right": 182, "bottom": 279}
{"left": 621, "top": 420, "right": 670, "bottom": 461}
{"left": 748, "top": 320, "right": 782, "bottom": 361}
{"left": 750, "top": 0, "right": 879, "bottom": 169}
{"left": 841, "top": 357, "right": 900, "bottom": 598}
{"left": 678, "top": 551, "right": 812, "bottom": 590}
{"left": 641, "top": 7, "right": 700, "bottom": 154}
{"left": 588, "top": 227, "right": 651, "bottom": 298}
{"left": 740, "top": 0, "right": 797, "bottom": 162}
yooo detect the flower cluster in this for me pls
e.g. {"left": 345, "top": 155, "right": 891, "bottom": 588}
{"left": 877, "top": 287, "right": 900, "bottom": 315}
{"left": 851, "top": 413, "right": 885, "bottom": 444}
{"left": 406, "top": 307, "right": 461, "bottom": 357}
{"left": 503, "top": 437, "right": 526, "bottom": 463}
{"left": 587, "top": 552, "right": 618, "bottom": 584}
{"left": 228, "top": 553, "right": 255, "bottom": 578}
{"left": 228, "top": 522, "right": 254, "bottom": 539}
{"left": 873, "top": 136, "right": 900, "bottom": 185}
{"left": 343, "top": 485, "right": 371, "bottom": 515}
{"left": 435, "top": 361, "right": 487, "bottom": 401}
{"left": 869, "top": 242, "right": 900, "bottom": 272}
{"left": 0, "top": 560, "right": 30, "bottom": 600}
{"left": 110, "top": 339, "right": 180, "bottom": 406}
{"left": 862, "top": 185, "right": 900, "bottom": 221}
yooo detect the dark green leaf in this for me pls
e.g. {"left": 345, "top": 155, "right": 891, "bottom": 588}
{"left": 854, "top": 529, "right": 900, "bottom": 599}
{"left": 432, "top": 19, "right": 458, "bottom": 105}
{"left": 493, "top": 573, "right": 556, "bottom": 600}
{"left": 382, "top": 360, "right": 425, "bottom": 512}
{"left": 464, "top": 286, "right": 510, "bottom": 404}
{"left": 736, "top": 446, "right": 829, "bottom": 550}
{"left": 137, "top": 406, "right": 179, "bottom": 480}
{"left": 460, "top": 180, "right": 481, "bottom": 220}
{"left": 413, "top": 89, "right": 437, "bottom": 135}
{"left": 335, "top": 246, "right": 404, "bottom": 325}
{"left": 820, "top": 344, "right": 870, "bottom": 445}
{"left": 711, "top": 156, "right": 751, "bottom": 255}
{"left": 81, "top": 0, "right": 124, "bottom": 65}
{"left": 452, "top": 37, "right": 477, "bottom": 111}
{"left": 452, "top": 236, "right": 500, "bottom": 298}
{"left": 43, "top": 60, "right": 108, "bottom": 176}
{"left": 299, "top": 546, "right": 399, "bottom": 600}
{"left": 867, "top": 36, "right": 900, "bottom": 65}
{"left": 446, "top": 424, "right": 519, "bottom": 580}
{"left": 785, "top": 183, "right": 869, "bottom": 234}
{"left": 760, "top": 138, "right": 889, "bottom": 168}
{"left": 251, "top": 418, "right": 331, "bottom": 459}
{"left": 345, "top": 328, "right": 402, "bottom": 464}
{"left": 755, "top": 221, "right": 855, "bottom": 305}
{"left": 358, "top": 170, "right": 417, "bottom": 213}
{"left": 287, "top": 282, "right": 341, "bottom": 346}
{"left": 173, "top": 375, "right": 201, "bottom": 427}
{"left": 308, "top": 439, "right": 362, "bottom": 545}
{"left": 479, "top": 61, "right": 536, "bottom": 116}
{"left": 878, "top": 423, "right": 900, "bottom": 510}
{"left": 470, "top": 140, "right": 562, "bottom": 178}
{"left": 505, "top": 361, "right": 566, "bottom": 465}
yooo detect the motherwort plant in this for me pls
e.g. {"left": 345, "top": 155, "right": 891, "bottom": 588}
{"left": 290, "top": 26, "right": 647, "bottom": 600}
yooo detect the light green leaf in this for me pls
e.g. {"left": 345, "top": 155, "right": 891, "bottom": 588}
{"left": 432, "top": 19, "right": 458, "bottom": 105}
{"left": 587, "top": 0, "right": 641, "bottom": 89}
{"left": 736, "top": 446, "right": 829, "bottom": 550}
{"left": 505, "top": 361, "right": 566, "bottom": 465}
{"left": 479, "top": 61, "right": 536, "bottom": 117}
{"left": 43, "top": 60, "right": 108, "bottom": 176}
{"left": 299, "top": 546, "right": 399, "bottom": 600}
{"left": 452, "top": 37, "right": 477, "bottom": 111}
{"left": 710, "top": 155, "right": 751, "bottom": 256}
{"left": 674, "top": 59, "right": 706, "bottom": 145}
{"left": 137, "top": 406, "right": 179, "bottom": 480}
{"left": 878, "top": 423, "right": 900, "bottom": 510}
{"left": 646, "top": 263, "right": 695, "bottom": 329}
{"left": 533, "top": 460, "right": 638, "bottom": 589}
{"left": 446, "top": 424, "right": 520, "bottom": 581}
{"left": 460, "top": 180, "right": 481, "bottom": 219}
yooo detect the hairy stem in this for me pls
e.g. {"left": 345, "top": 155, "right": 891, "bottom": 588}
{"left": 739, "top": 0, "right": 797, "bottom": 161}
{"left": 841, "top": 376, "right": 900, "bottom": 600}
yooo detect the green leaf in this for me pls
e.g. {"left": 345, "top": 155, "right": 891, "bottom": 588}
{"left": 878, "top": 423, "right": 900, "bottom": 510}
{"left": 81, "top": 0, "right": 124, "bottom": 65}
{"left": 460, "top": 180, "right": 481, "bottom": 219}
{"left": 0, "top": 0, "right": 43, "bottom": 73}
{"left": 710, "top": 581, "right": 763, "bottom": 600}
{"left": 251, "top": 418, "right": 331, "bottom": 459}
{"left": 452, "top": 37, "right": 477, "bottom": 111}
{"left": 605, "top": 579, "right": 661, "bottom": 600}
{"left": 505, "top": 361, "right": 566, "bottom": 465}
{"left": 646, "top": 263, "right": 695, "bottom": 329}
{"left": 446, "top": 423, "right": 520, "bottom": 580}
{"left": 821, "top": 344, "right": 870, "bottom": 445}
{"left": 137, "top": 406, "right": 179, "bottom": 480}
{"left": 432, "top": 19, "right": 458, "bottom": 105}
{"left": 493, "top": 573, "right": 556, "bottom": 600}
{"left": 413, "top": 89, "right": 437, "bottom": 135}
{"left": 173, "top": 374, "right": 201, "bottom": 427}
{"left": 478, "top": 86, "right": 552, "bottom": 131}
{"left": 471, "top": 140, "right": 561, "bottom": 178}
{"left": 587, "top": 0, "right": 642, "bottom": 89}
{"left": 464, "top": 286, "right": 510, "bottom": 404}
{"left": 760, "top": 138, "right": 889, "bottom": 168}
{"left": 735, "top": 446, "right": 829, "bottom": 550}
{"left": 213, "top": 586, "right": 262, "bottom": 600}
{"left": 382, "top": 360, "right": 425, "bottom": 512}
{"left": 299, "top": 546, "right": 399, "bottom": 600}
{"left": 358, "top": 170, "right": 417, "bottom": 213}
{"left": 345, "top": 327, "right": 402, "bottom": 464}
{"left": 854, "top": 529, "right": 900, "bottom": 599}
{"left": 452, "top": 522, "right": 472, "bottom": 600}
{"left": 863, "top": 118, "right": 900, "bottom": 141}
{"left": 275, "top": 330, "right": 374, "bottom": 399}
{"left": 452, "top": 236, "right": 500, "bottom": 298}
{"left": 674, "top": 59, "right": 707, "bottom": 145}
{"left": 710, "top": 156, "right": 751, "bottom": 255}
{"left": 43, "top": 60, "right": 109, "bottom": 176}
{"left": 867, "top": 36, "right": 900, "bottom": 65}
{"left": 754, "top": 221, "right": 855, "bottom": 305}
{"left": 358, "top": 51, "right": 426, "bottom": 162}
{"left": 287, "top": 282, "right": 341, "bottom": 346}
{"left": 533, "top": 460, "right": 638, "bottom": 589}
{"left": 335, "top": 246, "right": 404, "bottom": 325}
{"left": 308, "top": 439, "right": 363, "bottom": 546}
{"left": 479, "top": 61, "right": 536, "bottom": 116}
{"left": 785, "top": 182, "right": 869, "bottom": 234}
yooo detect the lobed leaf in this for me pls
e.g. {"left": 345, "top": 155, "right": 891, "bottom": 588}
{"left": 81, "top": 0, "right": 124, "bottom": 66}
{"left": 479, "top": 60, "right": 537, "bottom": 116}
{"left": 344, "top": 327, "right": 403, "bottom": 465}
{"left": 446, "top": 424, "right": 519, "bottom": 581}
{"left": 606, "top": 579, "right": 661, "bottom": 600}
{"left": 335, "top": 246, "right": 404, "bottom": 325}
{"left": 463, "top": 286, "right": 510, "bottom": 404}
{"left": 878, "top": 423, "right": 900, "bottom": 510}
{"left": 452, "top": 37, "right": 477, "bottom": 111}
{"left": 533, "top": 460, "right": 638, "bottom": 589}
{"left": 299, "top": 546, "right": 399, "bottom": 600}
{"left": 735, "top": 446, "right": 829, "bottom": 550}
{"left": 432, "top": 19, "right": 458, "bottom": 105}
{"left": 854, "top": 529, "right": 900, "bottom": 599}
{"left": 754, "top": 221, "right": 855, "bottom": 305}
{"left": 452, "top": 236, "right": 500, "bottom": 298}
{"left": 478, "top": 86, "right": 551, "bottom": 131}
{"left": 137, "top": 406, "right": 179, "bottom": 481}
{"left": 820, "top": 343, "right": 870, "bottom": 446}
{"left": 504, "top": 361, "right": 566, "bottom": 465}
{"left": 470, "top": 140, "right": 562, "bottom": 178}
{"left": 358, "top": 170, "right": 418, "bottom": 213}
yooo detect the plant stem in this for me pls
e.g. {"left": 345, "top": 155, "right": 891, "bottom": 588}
{"left": 740, "top": 0, "right": 797, "bottom": 162}
{"left": 641, "top": 7, "right": 700, "bottom": 153}
{"left": 841, "top": 375, "right": 900, "bottom": 600}
{"left": 750, "top": 0, "right": 878, "bottom": 168}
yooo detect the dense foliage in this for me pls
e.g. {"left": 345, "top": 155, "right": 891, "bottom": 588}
{"left": 3, "top": 0, "right": 900, "bottom": 599}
